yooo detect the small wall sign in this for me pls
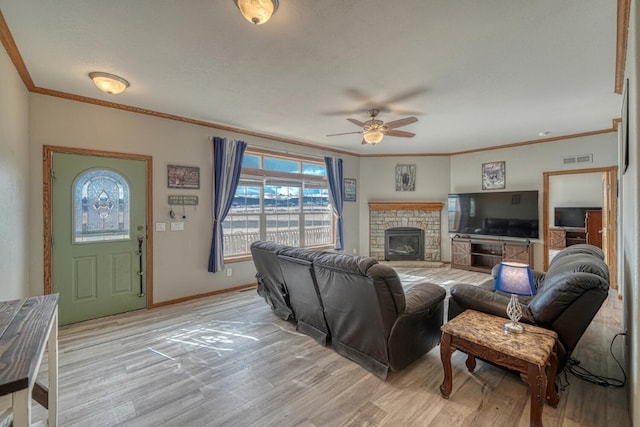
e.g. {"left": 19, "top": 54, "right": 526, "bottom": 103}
{"left": 168, "top": 195, "right": 199, "bottom": 205}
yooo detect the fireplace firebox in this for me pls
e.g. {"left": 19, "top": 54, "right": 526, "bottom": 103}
{"left": 385, "top": 227, "right": 425, "bottom": 261}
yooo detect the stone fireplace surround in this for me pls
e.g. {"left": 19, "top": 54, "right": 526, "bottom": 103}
{"left": 369, "top": 202, "right": 443, "bottom": 261}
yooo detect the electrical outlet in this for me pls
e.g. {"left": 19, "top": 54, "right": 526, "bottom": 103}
{"left": 353, "top": 248, "right": 357, "bottom": 254}
{"left": 155, "top": 222, "right": 166, "bottom": 232}
{"left": 170, "top": 221, "right": 184, "bottom": 231}
{"left": 226, "top": 268, "right": 233, "bottom": 277}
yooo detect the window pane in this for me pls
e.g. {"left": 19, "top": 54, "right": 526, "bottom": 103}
{"left": 264, "top": 157, "right": 299, "bottom": 173}
{"left": 304, "top": 213, "right": 333, "bottom": 246}
{"left": 266, "top": 214, "right": 300, "bottom": 246}
{"left": 264, "top": 185, "right": 300, "bottom": 213}
{"left": 223, "top": 215, "right": 260, "bottom": 256}
{"left": 303, "top": 186, "right": 329, "bottom": 212}
{"left": 74, "top": 169, "right": 130, "bottom": 242}
{"left": 242, "top": 154, "right": 261, "bottom": 169}
{"left": 230, "top": 185, "right": 261, "bottom": 214}
{"left": 302, "top": 162, "right": 326, "bottom": 176}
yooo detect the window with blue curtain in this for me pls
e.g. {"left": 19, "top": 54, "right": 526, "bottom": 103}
{"left": 222, "top": 149, "right": 334, "bottom": 257}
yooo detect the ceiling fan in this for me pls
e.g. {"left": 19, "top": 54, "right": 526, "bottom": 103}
{"left": 327, "top": 109, "right": 418, "bottom": 145}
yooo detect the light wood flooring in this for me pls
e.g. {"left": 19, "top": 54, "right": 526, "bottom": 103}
{"left": 28, "top": 267, "right": 629, "bottom": 426}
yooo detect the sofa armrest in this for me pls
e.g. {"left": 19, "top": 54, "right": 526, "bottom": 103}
{"left": 403, "top": 282, "right": 446, "bottom": 314}
{"left": 448, "top": 283, "right": 535, "bottom": 323}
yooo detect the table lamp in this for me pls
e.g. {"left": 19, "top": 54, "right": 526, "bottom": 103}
{"left": 494, "top": 261, "right": 536, "bottom": 333}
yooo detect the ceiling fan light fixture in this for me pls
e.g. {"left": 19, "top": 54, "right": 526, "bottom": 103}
{"left": 234, "top": 0, "right": 279, "bottom": 25}
{"left": 89, "top": 72, "right": 129, "bottom": 94}
{"left": 363, "top": 129, "right": 384, "bottom": 144}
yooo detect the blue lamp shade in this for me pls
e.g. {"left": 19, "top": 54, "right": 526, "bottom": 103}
{"left": 494, "top": 262, "right": 536, "bottom": 296}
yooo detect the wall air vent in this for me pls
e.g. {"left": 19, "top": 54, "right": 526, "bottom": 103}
{"left": 562, "top": 154, "right": 593, "bottom": 166}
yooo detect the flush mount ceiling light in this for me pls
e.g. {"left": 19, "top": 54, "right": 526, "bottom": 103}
{"left": 88, "top": 72, "right": 130, "bottom": 95}
{"left": 234, "top": 0, "right": 279, "bottom": 25}
{"left": 363, "top": 129, "right": 384, "bottom": 145}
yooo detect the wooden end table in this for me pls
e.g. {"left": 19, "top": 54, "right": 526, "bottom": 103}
{"left": 439, "top": 309, "right": 558, "bottom": 427}
{"left": 0, "top": 294, "right": 59, "bottom": 426}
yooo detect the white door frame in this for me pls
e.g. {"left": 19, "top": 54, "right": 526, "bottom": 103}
{"left": 43, "top": 145, "right": 154, "bottom": 308}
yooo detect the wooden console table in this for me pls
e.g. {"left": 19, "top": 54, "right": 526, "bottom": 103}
{"left": 440, "top": 310, "right": 558, "bottom": 427}
{"left": 450, "top": 236, "right": 533, "bottom": 273}
{"left": 0, "top": 294, "right": 58, "bottom": 426}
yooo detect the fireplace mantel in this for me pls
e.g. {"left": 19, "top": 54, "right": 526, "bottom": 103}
{"left": 368, "top": 202, "right": 443, "bottom": 211}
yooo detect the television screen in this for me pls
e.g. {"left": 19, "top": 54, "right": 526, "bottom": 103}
{"left": 554, "top": 207, "right": 601, "bottom": 228}
{"left": 448, "top": 190, "right": 539, "bottom": 239}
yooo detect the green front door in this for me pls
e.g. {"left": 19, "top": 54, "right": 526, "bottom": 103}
{"left": 52, "top": 152, "right": 148, "bottom": 325}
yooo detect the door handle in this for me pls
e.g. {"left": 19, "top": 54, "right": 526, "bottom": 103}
{"left": 137, "top": 235, "right": 144, "bottom": 297}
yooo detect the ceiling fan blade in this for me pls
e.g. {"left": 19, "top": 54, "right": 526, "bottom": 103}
{"left": 384, "top": 117, "right": 418, "bottom": 129}
{"left": 347, "top": 118, "right": 366, "bottom": 127}
{"left": 383, "top": 87, "right": 428, "bottom": 104}
{"left": 327, "top": 131, "right": 363, "bottom": 137}
{"left": 385, "top": 130, "right": 415, "bottom": 138}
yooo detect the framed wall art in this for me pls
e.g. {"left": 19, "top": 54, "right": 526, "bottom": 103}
{"left": 343, "top": 178, "right": 357, "bottom": 202}
{"left": 167, "top": 165, "right": 200, "bottom": 189}
{"left": 482, "top": 161, "right": 505, "bottom": 190}
{"left": 395, "top": 164, "right": 416, "bottom": 191}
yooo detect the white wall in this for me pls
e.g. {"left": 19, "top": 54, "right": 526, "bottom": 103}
{"left": 621, "top": 0, "right": 639, "bottom": 422}
{"left": 449, "top": 133, "right": 617, "bottom": 270}
{"left": 548, "top": 172, "right": 603, "bottom": 226}
{"left": 357, "top": 156, "right": 451, "bottom": 259}
{"left": 28, "top": 94, "right": 359, "bottom": 303}
{"left": 0, "top": 45, "right": 30, "bottom": 300}
{"left": 549, "top": 172, "right": 603, "bottom": 208}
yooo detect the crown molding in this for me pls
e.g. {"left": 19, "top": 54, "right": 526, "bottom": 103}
{"left": 615, "top": 0, "right": 631, "bottom": 94}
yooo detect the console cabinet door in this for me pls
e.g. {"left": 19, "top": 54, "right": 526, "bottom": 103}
{"left": 451, "top": 240, "right": 471, "bottom": 267}
{"left": 503, "top": 243, "right": 532, "bottom": 265}
{"left": 549, "top": 228, "right": 566, "bottom": 250}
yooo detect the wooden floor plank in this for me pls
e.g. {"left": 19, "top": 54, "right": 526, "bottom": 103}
{"left": 26, "top": 267, "right": 630, "bottom": 426}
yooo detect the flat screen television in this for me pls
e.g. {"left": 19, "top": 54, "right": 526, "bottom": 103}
{"left": 448, "top": 190, "right": 539, "bottom": 239}
{"left": 554, "top": 207, "right": 601, "bottom": 228}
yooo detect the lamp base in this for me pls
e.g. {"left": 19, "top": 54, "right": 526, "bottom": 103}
{"left": 503, "top": 321, "right": 525, "bottom": 333}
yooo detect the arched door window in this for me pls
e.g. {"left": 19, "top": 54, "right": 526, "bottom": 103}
{"left": 73, "top": 169, "right": 130, "bottom": 242}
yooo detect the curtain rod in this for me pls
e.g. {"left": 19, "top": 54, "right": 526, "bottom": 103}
{"left": 208, "top": 136, "right": 334, "bottom": 162}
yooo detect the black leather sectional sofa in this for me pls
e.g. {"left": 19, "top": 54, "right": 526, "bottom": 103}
{"left": 250, "top": 241, "right": 446, "bottom": 379}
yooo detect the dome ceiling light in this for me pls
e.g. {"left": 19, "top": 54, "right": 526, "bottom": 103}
{"left": 88, "top": 72, "right": 130, "bottom": 95}
{"left": 234, "top": 0, "right": 279, "bottom": 25}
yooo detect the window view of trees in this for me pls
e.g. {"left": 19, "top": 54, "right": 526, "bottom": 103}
{"left": 223, "top": 150, "right": 334, "bottom": 257}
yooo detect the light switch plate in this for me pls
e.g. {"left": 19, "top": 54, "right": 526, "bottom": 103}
{"left": 155, "top": 222, "right": 166, "bottom": 232}
{"left": 170, "top": 221, "right": 184, "bottom": 231}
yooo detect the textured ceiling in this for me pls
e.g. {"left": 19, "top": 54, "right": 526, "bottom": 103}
{"left": 0, "top": 0, "right": 621, "bottom": 155}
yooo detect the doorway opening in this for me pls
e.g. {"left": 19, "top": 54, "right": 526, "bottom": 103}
{"left": 543, "top": 166, "right": 617, "bottom": 289}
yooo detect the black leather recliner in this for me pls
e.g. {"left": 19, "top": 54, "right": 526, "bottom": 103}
{"left": 277, "top": 246, "right": 331, "bottom": 345}
{"left": 448, "top": 244, "right": 609, "bottom": 371}
{"left": 249, "top": 241, "right": 293, "bottom": 320}
{"left": 312, "top": 251, "right": 446, "bottom": 379}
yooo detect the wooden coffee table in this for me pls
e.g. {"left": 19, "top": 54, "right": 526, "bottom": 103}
{"left": 439, "top": 309, "right": 558, "bottom": 427}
